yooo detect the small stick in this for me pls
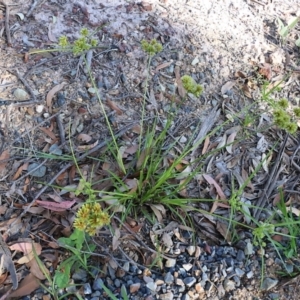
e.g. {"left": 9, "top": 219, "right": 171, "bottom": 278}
{"left": 8, "top": 69, "right": 37, "bottom": 102}
{"left": 26, "top": 0, "right": 45, "bottom": 18}
{"left": 0, "top": 1, "right": 12, "bottom": 47}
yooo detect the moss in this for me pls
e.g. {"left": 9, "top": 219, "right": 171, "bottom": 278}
{"left": 141, "top": 39, "right": 163, "bottom": 56}
{"left": 181, "top": 75, "right": 203, "bottom": 97}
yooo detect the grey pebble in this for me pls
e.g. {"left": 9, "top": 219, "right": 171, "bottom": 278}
{"left": 246, "top": 271, "right": 254, "bottom": 279}
{"left": 236, "top": 249, "right": 245, "bottom": 261}
{"left": 146, "top": 281, "right": 157, "bottom": 292}
{"left": 223, "top": 278, "right": 235, "bottom": 292}
{"left": 244, "top": 242, "right": 254, "bottom": 255}
{"left": 56, "top": 92, "right": 65, "bottom": 107}
{"left": 49, "top": 144, "right": 62, "bottom": 156}
{"left": 159, "top": 291, "right": 174, "bottom": 300}
{"left": 92, "top": 278, "right": 103, "bottom": 291}
{"left": 114, "top": 279, "right": 121, "bottom": 288}
{"left": 164, "top": 272, "right": 174, "bottom": 285}
{"left": 83, "top": 283, "right": 92, "bottom": 294}
{"left": 261, "top": 278, "right": 278, "bottom": 291}
{"left": 235, "top": 268, "right": 245, "bottom": 277}
{"left": 183, "top": 277, "right": 196, "bottom": 287}
{"left": 27, "top": 163, "right": 46, "bottom": 178}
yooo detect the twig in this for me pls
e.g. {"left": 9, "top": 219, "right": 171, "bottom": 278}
{"left": 7, "top": 121, "right": 139, "bottom": 234}
{"left": 56, "top": 114, "right": 66, "bottom": 147}
{"left": 253, "top": 133, "right": 288, "bottom": 220}
{"left": 0, "top": 1, "right": 12, "bottom": 47}
{"left": 26, "top": 0, "right": 45, "bottom": 18}
{"left": 8, "top": 69, "right": 37, "bottom": 102}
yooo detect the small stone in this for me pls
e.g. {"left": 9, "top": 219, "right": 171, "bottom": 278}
{"left": 175, "top": 278, "right": 184, "bottom": 286}
{"left": 155, "top": 279, "right": 164, "bottom": 286}
{"left": 57, "top": 92, "right": 65, "bottom": 107}
{"left": 88, "top": 87, "right": 97, "bottom": 95}
{"left": 66, "top": 281, "right": 77, "bottom": 294}
{"left": 269, "top": 293, "right": 280, "bottom": 300}
{"left": 165, "top": 258, "right": 176, "bottom": 268}
{"left": 183, "top": 277, "right": 196, "bottom": 287}
{"left": 43, "top": 113, "right": 50, "bottom": 118}
{"left": 146, "top": 281, "right": 157, "bottom": 292}
{"left": 217, "top": 284, "right": 226, "bottom": 298}
{"left": 143, "top": 276, "right": 154, "bottom": 283}
{"left": 261, "top": 278, "right": 278, "bottom": 291}
{"left": 244, "top": 242, "right": 254, "bottom": 255}
{"left": 191, "top": 56, "right": 199, "bottom": 66}
{"left": 130, "top": 283, "right": 140, "bottom": 293}
{"left": 186, "top": 246, "right": 196, "bottom": 256}
{"left": 182, "top": 263, "right": 193, "bottom": 271}
{"left": 83, "top": 283, "right": 92, "bottom": 294}
{"left": 179, "top": 136, "right": 187, "bottom": 144}
{"left": 235, "top": 240, "right": 247, "bottom": 250}
{"left": 235, "top": 268, "right": 245, "bottom": 277}
{"left": 195, "top": 282, "right": 204, "bottom": 294}
{"left": 13, "top": 88, "right": 28, "bottom": 100}
{"left": 36, "top": 105, "right": 44, "bottom": 113}
{"left": 164, "top": 272, "right": 174, "bottom": 284}
{"left": 27, "top": 163, "right": 46, "bottom": 178}
{"left": 285, "top": 263, "right": 293, "bottom": 274}
{"left": 223, "top": 279, "right": 235, "bottom": 292}
{"left": 72, "top": 269, "right": 87, "bottom": 281}
{"left": 236, "top": 249, "right": 245, "bottom": 261}
{"left": 49, "top": 144, "right": 62, "bottom": 156}
{"left": 159, "top": 292, "right": 174, "bottom": 300}
{"left": 114, "top": 279, "right": 121, "bottom": 288}
{"left": 93, "top": 278, "right": 103, "bottom": 291}
{"left": 123, "top": 261, "right": 130, "bottom": 272}
{"left": 181, "top": 294, "right": 190, "bottom": 300}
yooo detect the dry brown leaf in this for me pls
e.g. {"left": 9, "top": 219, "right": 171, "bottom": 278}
{"left": 202, "top": 136, "right": 210, "bottom": 155}
{"left": 242, "top": 84, "right": 252, "bottom": 98}
{"left": 161, "top": 232, "right": 173, "bottom": 248}
{"left": 107, "top": 99, "right": 123, "bottom": 115}
{"left": 77, "top": 133, "right": 92, "bottom": 143}
{"left": 136, "top": 148, "right": 151, "bottom": 169}
{"left": 155, "top": 61, "right": 172, "bottom": 72}
{"left": 203, "top": 174, "right": 227, "bottom": 200}
{"left": 149, "top": 204, "right": 163, "bottom": 223}
{"left": 27, "top": 258, "right": 49, "bottom": 280}
{"left": 39, "top": 127, "right": 57, "bottom": 141}
{"left": 10, "top": 242, "right": 42, "bottom": 264}
{"left": 259, "top": 63, "right": 272, "bottom": 80}
{"left": 221, "top": 80, "right": 236, "bottom": 94}
{"left": 13, "top": 162, "right": 28, "bottom": 180}
{"left": 35, "top": 199, "right": 75, "bottom": 211}
{"left": 112, "top": 227, "right": 121, "bottom": 251}
{"left": 77, "top": 140, "right": 98, "bottom": 151}
{"left": 46, "top": 82, "right": 66, "bottom": 113}
{"left": 8, "top": 273, "right": 40, "bottom": 298}
{"left": 216, "top": 220, "right": 231, "bottom": 243}
{"left": 0, "top": 149, "right": 10, "bottom": 174}
{"left": 226, "top": 131, "right": 238, "bottom": 154}
{"left": 124, "top": 144, "right": 139, "bottom": 155}
{"left": 174, "top": 66, "right": 186, "bottom": 99}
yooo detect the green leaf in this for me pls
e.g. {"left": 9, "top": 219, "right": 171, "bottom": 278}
{"left": 296, "top": 38, "right": 300, "bottom": 47}
{"left": 287, "top": 16, "right": 299, "bottom": 30}
{"left": 121, "top": 285, "right": 129, "bottom": 300}
{"left": 55, "top": 263, "right": 72, "bottom": 289}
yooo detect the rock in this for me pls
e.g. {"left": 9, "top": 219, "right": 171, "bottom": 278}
{"left": 146, "top": 281, "right": 157, "bottom": 292}
{"left": 27, "top": 163, "right": 46, "bottom": 178}
{"left": 36, "top": 105, "right": 44, "bottom": 113}
{"left": 261, "top": 278, "right": 278, "bottom": 291}
{"left": 244, "top": 242, "right": 254, "bottom": 255}
{"left": 49, "top": 144, "right": 62, "bottom": 156}
{"left": 93, "top": 278, "right": 103, "bottom": 291}
{"left": 180, "top": 135, "right": 187, "bottom": 143}
{"left": 183, "top": 277, "right": 196, "bottom": 287}
{"left": 159, "top": 292, "right": 174, "bottom": 300}
{"left": 72, "top": 269, "right": 87, "bottom": 281}
{"left": 13, "top": 88, "right": 28, "bottom": 100}
{"left": 182, "top": 263, "right": 193, "bottom": 271}
{"left": 83, "top": 283, "right": 92, "bottom": 294}
{"left": 223, "top": 279, "right": 235, "bottom": 292}
{"left": 217, "top": 284, "right": 225, "bottom": 298}
{"left": 130, "top": 283, "right": 140, "bottom": 293}
{"left": 235, "top": 268, "right": 245, "bottom": 277}
{"left": 164, "top": 272, "right": 174, "bottom": 285}
{"left": 186, "top": 246, "right": 195, "bottom": 256}
{"left": 236, "top": 249, "right": 246, "bottom": 261}
{"left": 165, "top": 258, "right": 176, "bottom": 268}
{"left": 246, "top": 271, "right": 254, "bottom": 279}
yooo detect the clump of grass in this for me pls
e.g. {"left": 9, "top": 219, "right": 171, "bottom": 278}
{"left": 181, "top": 75, "right": 203, "bottom": 97}
{"left": 260, "top": 81, "right": 299, "bottom": 134}
{"left": 141, "top": 39, "right": 163, "bottom": 56}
